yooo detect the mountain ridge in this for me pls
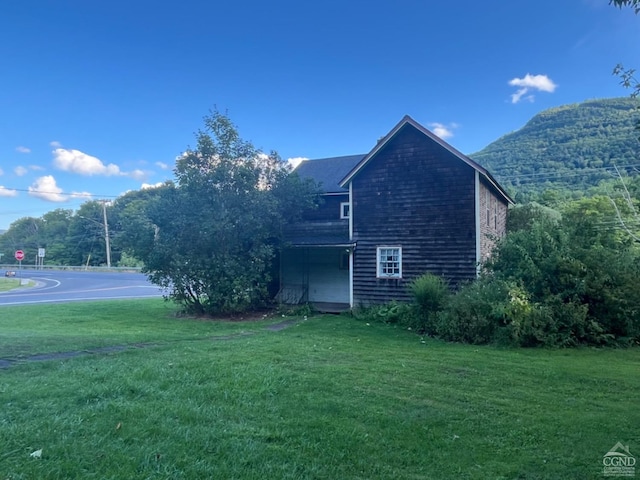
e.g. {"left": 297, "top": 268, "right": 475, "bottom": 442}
{"left": 471, "top": 97, "right": 639, "bottom": 199}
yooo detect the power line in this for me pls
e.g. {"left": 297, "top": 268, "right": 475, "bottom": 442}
{"left": 492, "top": 163, "right": 640, "bottom": 182}
{"left": 0, "top": 186, "right": 120, "bottom": 198}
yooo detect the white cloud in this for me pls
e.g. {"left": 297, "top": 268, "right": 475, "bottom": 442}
{"left": 0, "top": 186, "right": 18, "bottom": 197}
{"left": 52, "top": 147, "right": 147, "bottom": 179}
{"left": 141, "top": 182, "right": 164, "bottom": 190}
{"left": 0, "top": 168, "right": 4, "bottom": 176}
{"left": 128, "top": 169, "right": 147, "bottom": 181}
{"left": 509, "top": 73, "right": 557, "bottom": 92}
{"left": 50, "top": 141, "right": 62, "bottom": 148}
{"left": 16, "top": 146, "right": 31, "bottom": 154}
{"left": 287, "top": 157, "right": 307, "bottom": 169}
{"left": 508, "top": 74, "right": 558, "bottom": 104}
{"left": 29, "top": 165, "right": 45, "bottom": 171}
{"left": 14, "top": 166, "right": 28, "bottom": 176}
{"left": 155, "top": 161, "right": 169, "bottom": 170}
{"left": 53, "top": 148, "right": 121, "bottom": 176}
{"left": 429, "top": 122, "right": 458, "bottom": 140}
{"left": 28, "top": 175, "right": 67, "bottom": 202}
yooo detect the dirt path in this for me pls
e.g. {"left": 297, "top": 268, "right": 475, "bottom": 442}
{"left": 0, "top": 318, "right": 302, "bottom": 370}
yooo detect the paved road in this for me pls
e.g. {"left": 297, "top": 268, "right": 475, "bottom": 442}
{"left": 0, "top": 270, "right": 164, "bottom": 306}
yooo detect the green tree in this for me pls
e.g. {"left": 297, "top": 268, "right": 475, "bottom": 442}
{"left": 39, "top": 209, "right": 75, "bottom": 265}
{"left": 611, "top": 0, "right": 640, "bottom": 138}
{"left": 0, "top": 217, "right": 43, "bottom": 264}
{"left": 124, "top": 110, "right": 317, "bottom": 315}
{"left": 68, "top": 201, "right": 118, "bottom": 267}
{"left": 485, "top": 198, "right": 640, "bottom": 345}
{"left": 610, "top": 0, "right": 640, "bottom": 14}
{"left": 111, "top": 185, "right": 169, "bottom": 265}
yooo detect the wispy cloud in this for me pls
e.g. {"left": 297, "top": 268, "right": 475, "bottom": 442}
{"left": 69, "top": 191, "right": 94, "bottom": 199}
{"left": 129, "top": 169, "right": 147, "bottom": 181}
{"left": 53, "top": 148, "right": 121, "bottom": 176}
{"left": 429, "top": 122, "right": 458, "bottom": 140}
{"left": 16, "top": 146, "right": 31, "bottom": 154}
{"left": 14, "top": 166, "right": 28, "bottom": 176}
{"left": 508, "top": 74, "right": 557, "bottom": 104}
{"left": 50, "top": 141, "right": 62, "bottom": 148}
{"left": 155, "top": 161, "right": 170, "bottom": 170}
{"left": 0, "top": 168, "right": 4, "bottom": 176}
{"left": 28, "top": 175, "right": 67, "bottom": 202}
{"left": 0, "top": 186, "right": 18, "bottom": 197}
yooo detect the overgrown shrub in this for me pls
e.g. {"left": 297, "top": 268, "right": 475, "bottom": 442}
{"left": 352, "top": 196, "right": 640, "bottom": 348}
{"left": 434, "top": 278, "right": 512, "bottom": 344}
{"left": 408, "top": 273, "right": 449, "bottom": 334}
{"left": 478, "top": 197, "right": 640, "bottom": 347}
{"left": 352, "top": 301, "right": 416, "bottom": 326}
{"left": 507, "top": 296, "right": 588, "bottom": 347}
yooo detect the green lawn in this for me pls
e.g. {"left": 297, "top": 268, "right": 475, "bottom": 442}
{"left": 0, "top": 299, "right": 638, "bottom": 479}
{"left": 0, "top": 277, "right": 22, "bottom": 292}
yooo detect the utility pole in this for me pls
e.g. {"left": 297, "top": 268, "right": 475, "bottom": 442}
{"left": 101, "top": 200, "right": 112, "bottom": 268}
{"left": 78, "top": 201, "right": 112, "bottom": 268}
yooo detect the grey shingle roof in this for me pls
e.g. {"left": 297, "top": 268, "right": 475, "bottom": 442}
{"left": 293, "top": 154, "right": 365, "bottom": 193}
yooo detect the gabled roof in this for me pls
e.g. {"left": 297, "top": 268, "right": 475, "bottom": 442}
{"left": 339, "top": 115, "right": 514, "bottom": 204}
{"left": 293, "top": 154, "right": 365, "bottom": 194}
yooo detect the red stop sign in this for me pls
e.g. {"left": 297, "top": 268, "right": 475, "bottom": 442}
{"left": 15, "top": 250, "right": 24, "bottom": 261}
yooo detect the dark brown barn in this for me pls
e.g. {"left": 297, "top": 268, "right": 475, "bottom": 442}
{"left": 280, "top": 116, "right": 513, "bottom": 311}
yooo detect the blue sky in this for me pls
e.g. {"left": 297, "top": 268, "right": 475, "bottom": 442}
{"left": 0, "top": 0, "right": 638, "bottom": 230}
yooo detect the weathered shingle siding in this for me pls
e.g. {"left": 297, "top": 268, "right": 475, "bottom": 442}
{"left": 479, "top": 181, "right": 508, "bottom": 262}
{"left": 283, "top": 194, "right": 349, "bottom": 245}
{"left": 283, "top": 221, "right": 349, "bottom": 246}
{"left": 351, "top": 125, "right": 477, "bottom": 305}
{"left": 304, "top": 194, "right": 347, "bottom": 222}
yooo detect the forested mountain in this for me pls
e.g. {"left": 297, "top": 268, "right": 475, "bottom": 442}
{"left": 472, "top": 97, "right": 639, "bottom": 200}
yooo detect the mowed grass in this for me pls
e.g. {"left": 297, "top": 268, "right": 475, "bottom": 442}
{"left": 0, "top": 278, "right": 22, "bottom": 293}
{"left": 0, "top": 300, "right": 638, "bottom": 479}
{"left": 0, "top": 300, "right": 262, "bottom": 358}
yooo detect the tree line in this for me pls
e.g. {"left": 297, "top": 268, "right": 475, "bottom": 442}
{"left": 0, "top": 111, "right": 318, "bottom": 315}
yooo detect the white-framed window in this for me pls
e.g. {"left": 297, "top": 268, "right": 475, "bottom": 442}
{"left": 377, "top": 246, "right": 402, "bottom": 278}
{"left": 340, "top": 202, "right": 350, "bottom": 219}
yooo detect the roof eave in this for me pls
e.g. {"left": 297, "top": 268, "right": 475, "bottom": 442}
{"left": 285, "top": 242, "right": 355, "bottom": 248}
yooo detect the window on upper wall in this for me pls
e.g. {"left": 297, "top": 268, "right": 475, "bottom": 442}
{"left": 485, "top": 190, "right": 491, "bottom": 226}
{"left": 494, "top": 202, "right": 498, "bottom": 229}
{"left": 340, "top": 202, "right": 350, "bottom": 219}
{"left": 377, "top": 246, "right": 402, "bottom": 278}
